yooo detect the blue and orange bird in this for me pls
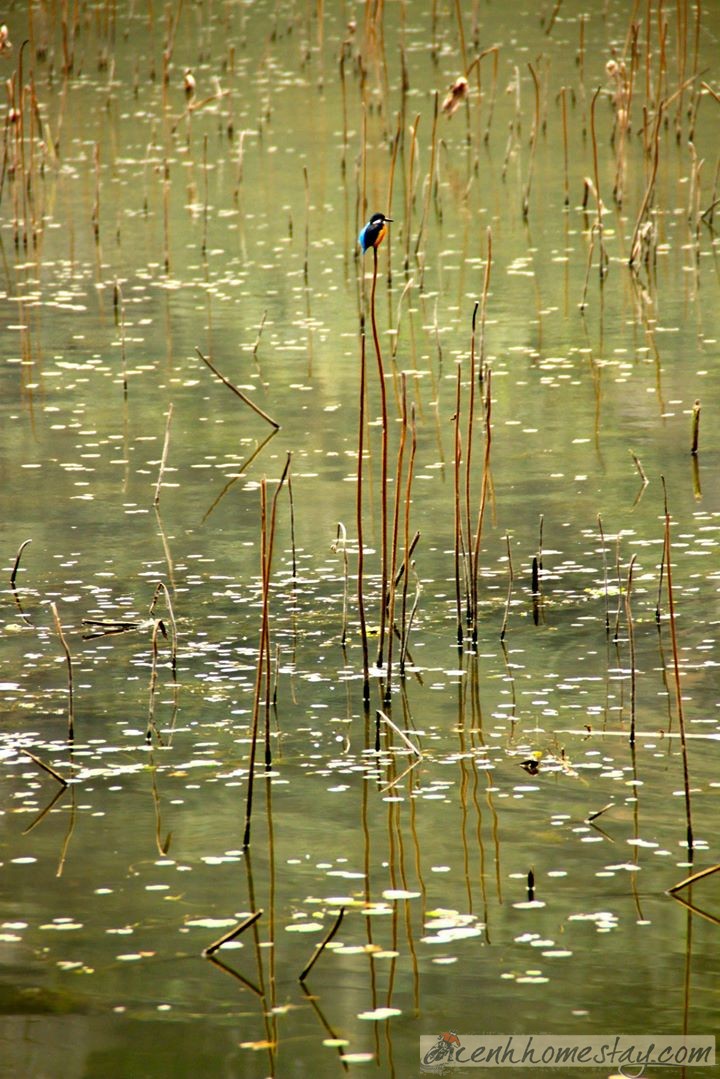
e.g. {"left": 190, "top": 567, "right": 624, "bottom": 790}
{"left": 358, "top": 212, "right": 392, "bottom": 253}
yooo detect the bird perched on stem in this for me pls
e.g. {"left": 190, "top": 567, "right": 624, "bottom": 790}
{"left": 358, "top": 212, "right": 392, "bottom": 253}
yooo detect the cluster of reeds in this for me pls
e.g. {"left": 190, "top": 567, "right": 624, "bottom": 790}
{"left": 355, "top": 243, "right": 421, "bottom": 706}
{"left": 0, "top": 36, "right": 53, "bottom": 250}
{"left": 5, "top": 0, "right": 715, "bottom": 278}
{"left": 3, "top": 0, "right": 712, "bottom": 905}
{"left": 344, "top": 0, "right": 717, "bottom": 705}
{"left": 9, "top": 524, "right": 180, "bottom": 765}
{"left": 597, "top": 483, "right": 695, "bottom": 862}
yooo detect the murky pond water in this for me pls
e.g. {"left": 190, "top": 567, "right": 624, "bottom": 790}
{"left": 1, "top": 2, "right": 719, "bottom": 1077}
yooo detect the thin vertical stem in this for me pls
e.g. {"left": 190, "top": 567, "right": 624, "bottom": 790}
{"left": 500, "top": 532, "right": 514, "bottom": 642}
{"left": 263, "top": 454, "right": 291, "bottom": 768}
{"left": 523, "top": 62, "right": 540, "bottom": 219}
{"left": 560, "top": 86, "right": 569, "bottom": 206}
{"left": 625, "top": 554, "right": 638, "bottom": 746}
{"left": 244, "top": 481, "right": 268, "bottom": 851}
{"left": 303, "top": 165, "right": 310, "bottom": 283}
{"left": 414, "top": 91, "right": 439, "bottom": 258}
{"left": 453, "top": 356, "right": 464, "bottom": 645}
{"left": 371, "top": 245, "right": 389, "bottom": 669}
{"left": 386, "top": 114, "right": 401, "bottom": 286}
{"left": 590, "top": 86, "right": 607, "bottom": 278}
{"left": 453, "top": 0, "right": 468, "bottom": 74}
{"left": 334, "top": 523, "right": 349, "bottom": 647}
{"left": 357, "top": 331, "right": 370, "bottom": 701}
{"left": 479, "top": 227, "right": 492, "bottom": 381}
{"left": 51, "top": 602, "right": 74, "bottom": 741}
{"left": 385, "top": 374, "right": 408, "bottom": 704}
{"left": 598, "top": 514, "right": 610, "bottom": 635}
{"left": 243, "top": 457, "right": 290, "bottom": 849}
{"left": 153, "top": 403, "right": 174, "bottom": 507}
{"left": 465, "top": 301, "right": 479, "bottom": 630}
{"left": 663, "top": 487, "right": 694, "bottom": 856}
{"left": 404, "top": 114, "right": 420, "bottom": 272}
{"left": 690, "top": 399, "right": 700, "bottom": 456}
{"left": 471, "top": 373, "right": 492, "bottom": 644}
{"left": 399, "top": 407, "right": 417, "bottom": 675}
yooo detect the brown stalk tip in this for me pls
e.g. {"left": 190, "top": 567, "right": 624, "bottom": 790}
{"left": 298, "top": 906, "right": 346, "bottom": 982}
{"left": 202, "top": 909, "right": 263, "bottom": 956}
{"left": 690, "top": 399, "right": 701, "bottom": 456}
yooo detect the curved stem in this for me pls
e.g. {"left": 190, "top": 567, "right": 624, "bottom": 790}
{"left": 371, "top": 244, "right": 389, "bottom": 670}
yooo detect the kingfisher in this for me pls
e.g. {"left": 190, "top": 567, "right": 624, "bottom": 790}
{"left": 358, "top": 212, "right": 392, "bottom": 253}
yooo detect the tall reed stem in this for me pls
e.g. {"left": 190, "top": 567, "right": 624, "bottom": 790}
{"left": 625, "top": 554, "right": 638, "bottom": 746}
{"left": 357, "top": 331, "right": 370, "bottom": 701}
{"left": 663, "top": 487, "right": 694, "bottom": 856}
{"left": 404, "top": 114, "right": 420, "bottom": 272}
{"left": 263, "top": 454, "right": 291, "bottom": 767}
{"left": 465, "top": 301, "right": 479, "bottom": 629}
{"left": 153, "top": 403, "right": 174, "bottom": 507}
{"left": 243, "top": 458, "right": 290, "bottom": 849}
{"left": 523, "top": 62, "right": 540, "bottom": 219}
{"left": 559, "top": 86, "right": 569, "bottom": 206}
{"left": 414, "top": 92, "right": 438, "bottom": 259}
{"left": 244, "top": 481, "right": 268, "bottom": 851}
{"left": 500, "top": 532, "right": 513, "bottom": 642}
{"left": 384, "top": 374, "right": 408, "bottom": 703}
{"left": 453, "top": 354, "right": 464, "bottom": 645}
{"left": 471, "top": 373, "right": 492, "bottom": 643}
{"left": 51, "top": 602, "right": 74, "bottom": 740}
{"left": 371, "top": 245, "right": 389, "bottom": 669}
{"left": 399, "top": 404, "right": 417, "bottom": 675}
{"left": 589, "top": 86, "right": 608, "bottom": 278}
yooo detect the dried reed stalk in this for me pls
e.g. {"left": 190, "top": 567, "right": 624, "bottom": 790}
{"left": 589, "top": 86, "right": 608, "bottom": 279}
{"left": 404, "top": 114, "right": 421, "bottom": 272}
{"left": 465, "top": 302, "right": 480, "bottom": 629}
{"left": 243, "top": 457, "right": 290, "bottom": 849}
{"left": 203, "top": 910, "right": 264, "bottom": 957}
{"left": 20, "top": 748, "right": 68, "bottom": 787}
{"left": 384, "top": 375, "right": 408, "bottom": 702}
{"left": 195, "top": 347, "right": 279, "bottom": 428}
{"left": 499, "top": 532, "right": 513, "bottom": 642}
{"left": 662, "top": 485, "right": 694, "bottom": 855}
{"left": 559, "top": 86, "right": 569, "bottom": 205}
{"left": 414, "top": 92, "right": 438, "bottom": 258}
{"left": 670, "top": 863, "right": 720, "bottom": 894}
{"left": 470, "top": 373, "right": 492, "bottom": 643}
{"left": 10, "top": 538, "right": 32, "bottom": 591}
{"left": 522, "top": 62, "right": 540, "bottom": 219}
{"left": 453, "top": 353, "right": 464, "bottom": 645}
{"left": 333, "top": 523, "right": 349, "bottom": 647}
{"left": 153, "top": 403, "right": 174, "bottom": 507}
{"left": 356, "top": 332, "right": 370, "bottom": 701}
{"left": 149, "top": 581, "right": 178, "bottom": 676}
{"left": 50, "top": 602, "right": 74, "bottom": 740}
{"left": 625, "top": 554, "right": 638, "bottom": 746}
{"left": 598, "top": 515, "right": 610, "bottom": 635}
{"left": 370, "top": 243, "right": 390, "bottom": 670}
{"left": 690, "top": 399, "right": 701, "bottom": 455}
{"left": 399, "top": 405, "right": 417, "bottom": 675}
{"left": 299, "top": 907, "right": 345, "bottom": 981}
